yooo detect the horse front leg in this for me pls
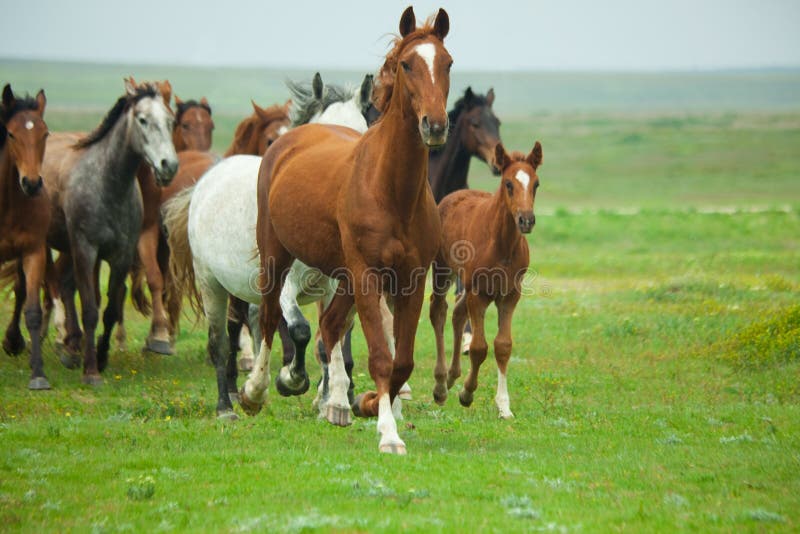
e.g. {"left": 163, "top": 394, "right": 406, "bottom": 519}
{"left": 21, "top": 248, "right": 48, "bottom": 389}
{"left": 494, "top": 292, "right": 520, "bottom": 419}
{"left": 96, "top": 261, "right": 129, "bottom": 373}
{"left": 70, "top": 241, "right": 101, "bottom": 384}
{"left": 318, "top": 289, "right": 355, "bottom": 426}
{"left": 429, "top": 262, "right": 453, "bottom": 405}
{"left": 138, "top": 223, "right": 171, "bottom": 354}
{"left": 54, "top": 253, "right": 82, "bottom": 369}
{"left": 275, "top": 270, "right": 311, "bottom": 397}
{"left": 2, "top": 262, "right": 26, "bottom": 356}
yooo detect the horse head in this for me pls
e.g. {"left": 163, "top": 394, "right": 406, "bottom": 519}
{"left": 494, "top": 141, "right": 543, "bottom": 234}
{"left": 1, "top": 84, "right": 48, "bottom": 196}
{"left": 174, "top": 96, "right": 214, "bottom": 152}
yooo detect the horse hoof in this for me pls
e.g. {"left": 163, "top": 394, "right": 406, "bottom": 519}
{"left": 228, "top": 390, "right": 240, "bottom": 404}
{"left": 217, "top": 409, "right": 239, "bottom": 421}
{"left": 275, "top": 366, "right": 310, "bottom": 397}
{"left": 379, "top": 442, "right": 407, "bottom": 455}
{"left": 28, "top": 376, "right": 51, "bottom": 390}
{"left": 458, "top": 389, "right": 473, "bottom": 407}
{"left": 326, "top": 404, "right": 352, "bottom": 427}
{"left": 2, "top": 333, "right": 26, "bottom": 356}
{"left": 238, "top": 387, "right": 263, "bottom": 416}
{"left": 398, "top": 383, "right": 412, "bottom": 401}
{"left": 499, "top": 410, "right": 514, "bottom": 420}
{"left": 144, "top": 336, "right": 174, "bottom": 356}
{"left": 432, "top": 385, "right": 448, "bottom": 406}
{"left": 238, "top": 357, "right": 253, "bottom": 372}
{"left": 55, "top": 343, "right": 81, "bottom": 370}
{"left": 82, "top": 373, "right": 103, "bottom": 386}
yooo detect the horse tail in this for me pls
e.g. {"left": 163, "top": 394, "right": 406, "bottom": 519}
{"left": 162, "top": 186, "right": 203, "bottom": 320}
{"left": 129, "top": 253, "right": 152, "bottom": 316}
{"left": 0, "top": 260, "right": 19, "bottom": 293}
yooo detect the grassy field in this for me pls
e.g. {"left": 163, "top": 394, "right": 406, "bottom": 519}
{"left": 1, "top": 62, "right": 799, "bottom": 532}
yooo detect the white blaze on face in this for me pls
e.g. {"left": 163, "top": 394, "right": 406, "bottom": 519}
{"left": 515, "top": 170, "right": 531, "bottom": 190}
{"left": 414, "top": 43, "right": 437, "bottom": 84}
{"left": 277, "top": 125, "right": 289, "bottom": 136}
{"left": 25, "top": 120, "right": 34, "bottom": 130}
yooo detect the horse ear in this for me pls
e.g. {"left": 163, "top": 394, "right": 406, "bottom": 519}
{"left": 486, "top": 88, "right": 495, "bottom": 107}
{"left": 2, "top": 84, "right": 15, "bottom": 110}
{"left": 494, "top": 142, "right": 508, "bottom": 173}
{"left": 159, "top": 80, "right": 172, "bottom": 107}
{"left": 124, "top": 77, "right": 137, "bottom": 97}
{"left": 433, "top": 8, "right": 449, "bottom": 40}
{"left": 360, "top": 74, "right": 374, "bottom": 108}
{"left": 464, "top": 86, "right": 474, "bottom": 104}
{"left": 527, "top": 141, "right": 543, "bottom": 169}
{"left": 35, "top": 89, "right": 46, "bottom": 115}
{"left": 174, "top": 95, "right": 183, "bottom": 106}
{"left": 399, "top": 6, "right": 416, "bottom": 37}
{"left": 312, "top": 72, "right": 324, "bottom": 100}
{"left": 200, "top": 96, "right": 209, "bottom": 107}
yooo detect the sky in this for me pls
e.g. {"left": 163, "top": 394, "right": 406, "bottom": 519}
{"left": 2, "top": 0, "right": 799, "bottom": 71}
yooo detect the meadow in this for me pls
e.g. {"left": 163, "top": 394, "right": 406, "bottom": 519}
{"left": 1, "top": 61, "right": 799, "bottom": 532}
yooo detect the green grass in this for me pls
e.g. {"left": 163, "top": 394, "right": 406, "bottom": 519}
{"left": 1, "top": 61, "right": 800, "bottom": 531}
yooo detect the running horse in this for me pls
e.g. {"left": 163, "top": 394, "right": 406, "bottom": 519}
{"left": 43, "top": 79, "right": 178, "bottom": 384}
{"left": 0, "top": 84, "right": 50, "bottom": 389}
{"left": 430, "top": 141, "right": 542, "bottom": 418}
{"left": 242, "top": 7, "right": 452, "bottom": 454}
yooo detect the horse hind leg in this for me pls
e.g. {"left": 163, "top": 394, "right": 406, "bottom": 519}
{"left": 318, "top": 290, "right": 356, "bottom": 427}
{"left": 202, "top": 279, "right": 237, "bottom": 420}
{"left": 225, "top": 297, "right": 248, "bottom": 404}
{"left": 275, "top": 280, "right": 311, "bottom": 397}
{"left": 2, "top": 263, "right": 26, "bottom": 356}
{"left": 96, "top": 263, "right": 129, "bottom": 373}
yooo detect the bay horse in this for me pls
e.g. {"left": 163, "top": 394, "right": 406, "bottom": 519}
{"left": 242, "top": 7, "right": 452, "bottom": 454}
{"left": 0, "top": 84, "right": 50, "bottom": 389}
{"left": 43, "top": 79, "right": 178, "bottom": 384}
{"left": 430, "top": 141, "right": 542, "bottom": 419}
{"left": 164, "top": 73, "right": 374, "bottom": 420}
{"left": 173, "top": 96, "right": 213, "bottom": 152}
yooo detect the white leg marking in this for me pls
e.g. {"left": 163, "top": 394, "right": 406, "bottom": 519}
{"left": 239, "top": 324, "right": 254, "bottom": 360}
{"left": 327, "top": 342, "right": 350, "bottom": 411}
{"left": 391, "top": 395, "right": 403, "bottom": 421}
{"left": 495, "top": 368, "right": 514, "bottom": 419}
{"left": 53, "top": 298, "right": 67, "bottom": 344}
{"left": 377, "top": 393, "right": 405, "bottom": 454}
{"left": 244, "top": 340, "right": 271, "bottom": 404}
{"left": 414, "top": 43, "right": 437, "bottom": 84}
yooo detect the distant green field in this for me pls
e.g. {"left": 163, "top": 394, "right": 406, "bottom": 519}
{"left": 1, "top": 60, "right": 799, "bottom": 532}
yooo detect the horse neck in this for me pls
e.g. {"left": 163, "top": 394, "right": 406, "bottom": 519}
{"left": 368, "top": 82, "right": 429, "bottom": 219}
{"left": 87, "top": 112, "right": 142, "bottom": 196}
{"left": 0, "top": 146, "right": 18, "bottom": 216}
{"left": 428, "top": 116, "right": 471, "bottom": 202}
{"left": 488, "top": 188, "right": 522, "bottom": 260}
{"left": 172, "top": 129, "right": 187, "bottom": 152}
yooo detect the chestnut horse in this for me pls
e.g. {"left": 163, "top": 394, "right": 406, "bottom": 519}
{"left": 242, "top": 7, "right": 452, "bottom": 454}
{"left": 430, "top": 141, "right": 542, "bottom": 419}
{"left": 0, "top": 84, "right": 50, "bottom": 389}
{"left": 43, "top": 79, "right": 177, "bottom": 384}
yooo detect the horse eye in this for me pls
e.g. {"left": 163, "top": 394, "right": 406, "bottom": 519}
{"left": 6, "top": 132, "right": 14, "bottom": 140}
{"left": 447, "top": 61, "right": 453, "bottom": 71}
{"left": 182, "top": 123, "right": 189, "bottom": 130}
{"left": 470, "top": 120, "right": 480, "bottom": 128}
{"left": 534, "top": 182, "right": 540, "bottom": 191}
{"left": 401, "top": 61, "right": 411, "bottom": 73}
{"left": 138, "top": 117, "right": 147, "bottom": 126}
{"left": 505, "top": 181, "right": 513, "bottom": 195}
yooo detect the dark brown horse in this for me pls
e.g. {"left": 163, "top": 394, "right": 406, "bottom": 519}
{"left": 0, "top": 84, "right": 50, "bottom": 389}
{"left": 430, "top": 141, "right": 542, "bottom": 419}
{"left": 241, "top": 7, "right": 452, "bottom": 454}
{"left": 173, "top": 96, "right": 213, "bottom": 152}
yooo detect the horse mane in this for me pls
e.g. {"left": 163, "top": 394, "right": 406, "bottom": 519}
{"left": 286, "top": 78, "right": 356, "bottom": 128}
{"left": 447, "top": 90, "right": 489, "bottom": 129}
{"left": 176, "top": 99, "right": 211, "bottom": 122}
{"left": 372, "top": 15, "right": 440, "bottom": 113}
{"left": 0, "top": 93, "right": 40, "bottom": 150}
{"left": 74, "top": 84, "right": 159, "bottom": 149}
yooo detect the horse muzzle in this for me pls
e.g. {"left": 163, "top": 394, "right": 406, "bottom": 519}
{"left": 517, "top": 212, "right": 535, "bottom": 234}
{"left": 20, "top": 176, "right": 44, "bottom": 197}
{"left": 154, "top": 157, "right": 179, "bottom": 187}
{"left": 420, "top": 115, "right": 448, "bottom": 148}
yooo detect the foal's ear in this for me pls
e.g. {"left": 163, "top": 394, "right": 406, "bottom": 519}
{"left": 312, "top": 72, "right": 324, "bottom": 100}
{"left": 399, "top": 6, "right": 416, "bottom": 37}
{"left": 494, "top": 142, "right": 509, "bottom": 172}
{"left": 35, "top": 89, "right": 46, "bottom": 115}
{"left": 433, "top": 8, "right": 449, "bottom": 41}
{"left": 360, "top": 74, "right": 374, "bottom": 107}
{"left": 527, "top": 141, "right": 543, "bottom": 169}
{"left": 2, "top": 84, "right": 15, "bottom": 111}
{"left": 486, "top": 88, "right": 495, "bottom": 107}
{"left": 200, "top": 96, "right": 209, "bottom": 108}
{"left": 158, "top": 80, "right": 173, "bottom": 107}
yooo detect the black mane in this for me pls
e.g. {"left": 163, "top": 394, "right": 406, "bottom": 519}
{"left": 0, "top": 93, "right": 41, "bottom": 150}
{"left": 74, "top": 84, "right": 159, "bottom": 149}
{"left": 176, "top": 99, "right": 211, "bottom": 123}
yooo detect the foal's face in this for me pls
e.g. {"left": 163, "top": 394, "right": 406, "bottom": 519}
{"left": 397, "top": 8, "right": 452, "bottom": 147}
{"left": 175, "top": 100, "right": 214, "bottom": 152}
{"left": 130, "top": 95, "right": 179, "bottom": 186}
{"left": 2, "top": 87, "right": 48, "bottom": 197}
{"left": 496, "top": 142, "right": 543, "bottom": 234}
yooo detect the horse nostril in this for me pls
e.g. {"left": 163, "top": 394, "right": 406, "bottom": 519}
{"left": 421, "top": 116, "right": 430, "bottom": 131}
{"left": 161, "top": 159, "right": 169, "bottom": 170}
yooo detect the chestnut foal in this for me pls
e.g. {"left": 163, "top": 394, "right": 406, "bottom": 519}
{"left": 430, "top": 141, "right": 542, "bottom": 419}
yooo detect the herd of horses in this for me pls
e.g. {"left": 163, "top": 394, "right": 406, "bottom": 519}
{"left": 0, "top": 7, "right": 543, "bottom": 454}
